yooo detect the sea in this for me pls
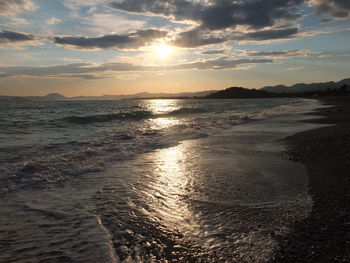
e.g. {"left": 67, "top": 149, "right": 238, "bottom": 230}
{"left": 0, "top": 98, "right": 325, "bottom": 262}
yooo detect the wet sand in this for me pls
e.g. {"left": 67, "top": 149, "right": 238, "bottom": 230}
{"left": 271, "top": 97, "right": 350, "bottom": 263}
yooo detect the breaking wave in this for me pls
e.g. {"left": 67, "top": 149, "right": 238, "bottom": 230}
{"left": 61, "top": 107, "right": 207, "bottom": 124}
{"left": 61, "top": 110, "right": 153, "bottom": 124}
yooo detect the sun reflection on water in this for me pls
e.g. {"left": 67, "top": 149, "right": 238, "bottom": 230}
{"left": 145, "top": 142, "right": 202, "bottom": 240}
{"left": 146, "top": 99, "right": 181, "bottom": 129}
{"left": 154, "top": 145, "right": 187, "bottom": 214}
{"left": 146, "top": 99, "right": 179, "bottom": 115}
{"left": 151, "top": 117, "right": 180, "bottom": 129}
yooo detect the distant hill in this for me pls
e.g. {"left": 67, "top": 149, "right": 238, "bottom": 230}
{"left": 71, "top": 90, "right": 215, "bottom": 100}
{"left": 30, "top": 93, "right": 67, "bottom": 100}
{"left": 14, "top": 93, "right": 68, "bottom": 101}
{"left": 0, "top": 90, "right": 217, "bottom": 101}
{"left": 0, "top": 96, "right": 28, "bottom": 101}
{"left": 121, "top": 90, "right": 217, "bottom": 100}
{"left": 1, "top": 77, "right": 348, "bottom": 101}
{"left": 262, "top": 78, "right": 350, "bottom": 93}
{"left": 44, "top": 93, "right": 66, "bottom": 100}
{"left": 206, "top": 87, "right": 282, "bottom": 99}
{"left": 70, "top": 90, "right": 216, "bottom": 100}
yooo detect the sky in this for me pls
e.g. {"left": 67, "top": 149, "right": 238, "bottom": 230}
{"left": 0, "top": 0, "right": 349, "bottom": 96}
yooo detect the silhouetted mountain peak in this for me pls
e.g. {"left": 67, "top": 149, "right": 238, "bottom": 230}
{"left": 206, "top": 86, "right": 280, "bottom": 99}
{"left": 44, "top": 93, "right": 66, "bottom": 100}
{"left": 262, "top": 78, "right": 350, "bottom": 93}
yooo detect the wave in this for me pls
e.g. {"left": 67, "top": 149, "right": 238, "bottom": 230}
{"left": 165, "top": 107, "right": 207, "bottom": 116}
{"left": 239, "top": 102, "right": 307, "bottom": 122}
{"left": 61, "top": 107, "right": 207, "bottom": 124}
{"left": 182, "top": 100, "right": 311, "bottom": 133}
{"left": 0, "top": 129, "right": 169, "bottom": 196}
{"left": 62, "top": 110, "right": 153, "bottom": 124}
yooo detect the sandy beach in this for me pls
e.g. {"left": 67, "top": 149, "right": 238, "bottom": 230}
{"left": 271, "top": 97, "right": 350, "bottom": 262}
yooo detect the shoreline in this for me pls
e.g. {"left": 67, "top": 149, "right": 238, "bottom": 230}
{"left": 271, "top": 97, "right": 350, "bottom": 262}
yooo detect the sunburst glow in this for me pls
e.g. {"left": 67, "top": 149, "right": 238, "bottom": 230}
{"left": 154, "top": 45, "right": 172, "bottom": 58}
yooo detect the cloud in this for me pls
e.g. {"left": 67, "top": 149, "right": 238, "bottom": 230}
{"left": 54, "top": 29, "right": 168, "bottom": 50}
{"left": 4, "top": 17, "right": 29, "bottom": 25}
{"left": 108, "top": 0, "right": 319, "bottom": 48}
{"left": 0, "top": 30, "right": 37, "bottom": 48}
{"left": 310, "top": 0, "right": 350, "bottom": 18}
{"left": 172, "top": 28, "right": 227, "bottom": 47}
{"left": 60, "top": 0, "right": 107, "bottom": 10}
{"left": 172, "top": 27, "right": 299, "bottom": 47}
{"left": 245, "top": 49, "right": 312, "bottom": 58}
{"left": 0, "top": 30, "right": 33, "bottom": 42}
{"left": 0, "top": 0, "right": 36, "bottom": 15}
{"left": 201, "top": 49, "right": 226, "bottom": 55}
{"left": 163, "top": 57, "right": 274, "bottom": 70}
{"left": 0, "top": 57, "right": 273, "bottom": 79}
{"left": 44, "top": 74, "right": 108, "bottom": 80}
{"left": 53, "top": 25, "right": 299, "bottom": 50}
{"left": 200, "top": 0, "right": 304, "bottom": 30}
{"left": 82, "top": 13, "right": 146, "bottom": 35}
{"left": 317, "top": 52, "right": 350, "bottom": 58}
{"left": 47, "top": 18, "right": 61, "bottom": 25}
{"left": 109, "top": 0, "right": 304, "bottom": 30}
{"left": 52, "top": 0, "right": 340, "bottom": 52}
{"left": 241, "top": 27, "right": 299, "bottom": 41}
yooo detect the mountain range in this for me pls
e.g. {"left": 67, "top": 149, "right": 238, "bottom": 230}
{"left": 261, "top": 78, "right": 350, "bottom": 93}
{"left": 0, "top": 90, "right": 216, "bottom": 101}
{"left": 0, "top": 78, "right": 348, "bottom": 101}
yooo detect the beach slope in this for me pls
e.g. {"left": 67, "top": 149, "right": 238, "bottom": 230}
{"left": 271, "top": 97, "right": 350, "bottom": 262}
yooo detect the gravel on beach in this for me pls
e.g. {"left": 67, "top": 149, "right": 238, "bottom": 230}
{"left": 270, "top": 97, "right": 350, "bottom": 263}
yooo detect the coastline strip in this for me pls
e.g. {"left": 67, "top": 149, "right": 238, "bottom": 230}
{"left": 271, "top": 97, "right": 350, "bottom": 262}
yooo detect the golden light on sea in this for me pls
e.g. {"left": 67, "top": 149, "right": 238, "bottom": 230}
{"left": 146, "top": 99, "right": 180, "bottom": 128}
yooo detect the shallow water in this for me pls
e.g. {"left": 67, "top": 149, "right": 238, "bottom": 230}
{"left": 0, "top": 98, "right": 326, "bottom": 262}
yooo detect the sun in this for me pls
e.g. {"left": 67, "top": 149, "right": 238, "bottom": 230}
{"left": 154, "top": 45, "right": 172, "bottom": 58}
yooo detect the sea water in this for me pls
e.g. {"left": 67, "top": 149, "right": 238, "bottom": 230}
{"left": 0, "top": 98, "right": 325, "bottom": 262}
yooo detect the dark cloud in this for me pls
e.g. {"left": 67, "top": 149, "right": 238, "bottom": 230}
{"left": 245, "top": 49, "right": 311, "bottom": 57}
{"left": 54, "top": 29, "right": 167, "bottom": 50}
{"left": 199, "top": 49, "right": 311, "bottom": 58}
{"left": 110, "top": 0, "right": 304, "bottom": 30}
{"left": 242, "top": 27, "right": 299, "bottom": 40}
{"left": 200, "top": 0, "right": 304, "bottom": 30}
{"left": 320, "top": 18, "right": 333, "bottom": 23}
{"left": 109, "top": 0, "right": 203, "bottom": 21}
{"left": 201, "top": 50, "right": 226, "bottom": 55}
{"left": 247, "top": 51, "right": 288, "bottom": 56}
{"left": 56, "top": 74, "right": 107, "bottom": 80}
{"left": 110, "top": 0, "right": 305, "bottom": 47}
{"left": 163, "top": 57, "right": 274, "bottom": 70}
{"left": 0, "top": 63, "right": 94, "bottom": 77}
{"left": 310, "top": 0, "right": 350, "bottom": 18}
{"left": 0, "top": 0, "right": 35, "bottom": 15}
{"left": 0, "top": 30, "right": 35, "bottom": 45}
{"left": 0, "top": 30, "right": 34, "bottom": 42}
{"left": 172, "top": 27, "right": 299, "bottom": 48}
{"left": 172, "top": 28, "right": 227, "bottom": 48}
{"left": 0, "top": 58, "right": 273, "bottom": 78}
